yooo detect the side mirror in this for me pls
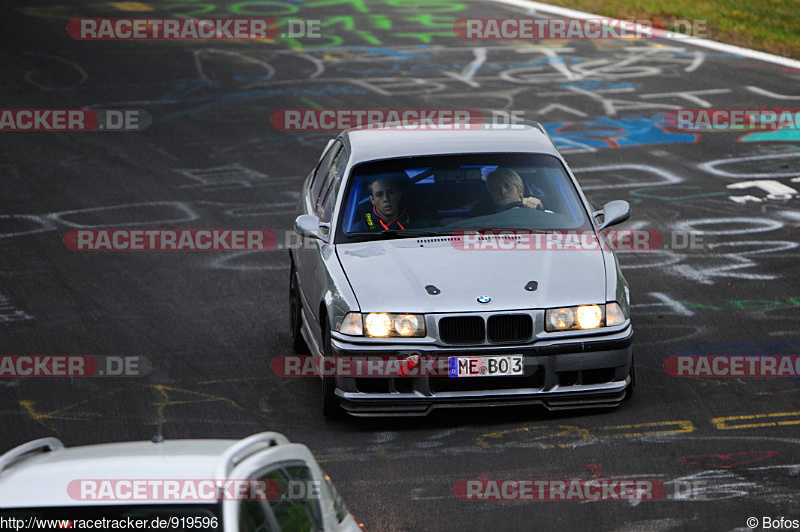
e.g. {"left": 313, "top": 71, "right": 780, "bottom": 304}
{"left": 594, "top": 200, "right": 630, "bottom": 230}
{"left": 294, "top": 214, "right": 328, "bottom": 241}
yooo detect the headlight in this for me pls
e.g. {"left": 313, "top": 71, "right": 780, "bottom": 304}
{"left": 394, "top": 314, "right": 423, "bottom": 336}
{"left": 338, "top": 312, "right": 363, "bottom": 336}
{"left": 576, "top": 305, "right": 602, "bottom": 329}
{"left": 365, "top": 313, "right": 392, "bottom": 336}
{"left": 546, "top": 305, "right": 602, "bottom": 331}
{"left": 545, "top": 303, "right": 628, "bottom": 332}
{"left": 605, "top": 302, "right": 627, "bottom": 326}
{"left": 547, "top": 307, "right": 576, "bottom": 331}
{"left": 363, "top": 313, "right": 426, "bottom": 337}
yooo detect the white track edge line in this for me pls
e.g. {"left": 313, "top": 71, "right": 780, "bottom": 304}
{"left": 489, "top": 0, "right": 800, "bottom": 70}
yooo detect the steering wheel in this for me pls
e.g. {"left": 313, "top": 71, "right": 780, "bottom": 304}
{"left": 500, "top": 201, "right": 524, "bottom": 211}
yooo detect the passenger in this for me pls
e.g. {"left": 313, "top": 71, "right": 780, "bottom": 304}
{"left": 470, "top": 167, "right": 543, "bottom": 216}
{"left": 353, "top": 173, "right": 412, "bottom": 231}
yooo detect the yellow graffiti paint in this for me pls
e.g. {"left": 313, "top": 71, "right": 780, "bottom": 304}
{"left": 146, "top": 384, "right": 245, "bottom": 425}
{"left": 597, "top": 420, "right": 695, "bottom": 438}
{"left": 475, "top": 419, "right": 695, "bottom": 449}
{"left": 476, "top": 425, "right": 595, "bottom": 450}
{"left": 17, "top": 384, "right": 251, "bottom": 430}
{"left": 108, "top": 2, "right": 154, "bottom": 11}
{"left": 19, "top": 393, "right": 122, "bottom": 431}
{"left": 712, "top": 411, "right": 800, "bottom": 430}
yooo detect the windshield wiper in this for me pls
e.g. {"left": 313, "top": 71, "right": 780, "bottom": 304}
{"left": 471, "top": 228, "right": 550, "bottom": 233}
{"left": 346, "top": 229, "right": 449, "bottom": 238}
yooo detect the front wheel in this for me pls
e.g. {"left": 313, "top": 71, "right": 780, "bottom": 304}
{"left": 321, "top": 322, "right": 344, "bottom": 418}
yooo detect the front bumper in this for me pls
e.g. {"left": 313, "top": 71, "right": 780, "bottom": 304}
{"left": 328, "top": 325, "right": 633, "bottom": 417}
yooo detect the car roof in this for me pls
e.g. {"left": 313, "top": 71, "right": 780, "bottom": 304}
{"left": 342, "top": 121, "right": 560, "bottom": 164}
{"left": 0, "top": 434, "right": 289, "bottom": 508}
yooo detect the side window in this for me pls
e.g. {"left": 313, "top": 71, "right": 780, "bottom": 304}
{"left": 239, "top": 498, "right": 272, "bottom": 532}
{"left": 283, "top": 465, "right": 324, "bottom": 528}
{"left": 310, "top": 141, "right": 341, "bottom": 205}
{"left": 316, "top": 148, "right": 348, "bottom": 224}
{"left": 238, "top": 463, "right": 323, "bottom": 532}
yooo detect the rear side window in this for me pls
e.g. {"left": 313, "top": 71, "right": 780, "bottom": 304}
{"left": 316, "top": 148, "right": 348, "bottom": 224}
{"left": 238, "top": 462, "right": 322, "bottom": 532}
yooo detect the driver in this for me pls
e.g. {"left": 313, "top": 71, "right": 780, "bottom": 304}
{"left": 355, "top": 173, "right": 412, "bottom": 231}
{"left": 470, "top": 168, "right": 543, "bottom": 216}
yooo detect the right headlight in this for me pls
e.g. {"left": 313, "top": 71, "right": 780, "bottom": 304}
{"left": 545, "top": 302, "right": 627, "bottom": 332}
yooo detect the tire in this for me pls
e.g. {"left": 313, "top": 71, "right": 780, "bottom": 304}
{"left": 289, "top": 265, "right": 309, "bottom": 354}
{"left": 321, "top": 321, "right": 344, "bottom": 418}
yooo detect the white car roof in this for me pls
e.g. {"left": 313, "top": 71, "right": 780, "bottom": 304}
{"left": 343, "top": 121, "right": 560, "bottom": 164}
{"left": 0, "top": 434, "right": 288, "bottom": 508}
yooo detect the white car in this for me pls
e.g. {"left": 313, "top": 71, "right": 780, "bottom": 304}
{"left": 0, "top": 432, "right": 362, "bottom": 531}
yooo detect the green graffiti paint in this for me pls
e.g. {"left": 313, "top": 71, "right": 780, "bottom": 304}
{"left": 729, "top": 299, "right": 785, "bottom": 310}
{"left": 677, "top": 301, "right": 723, "bottom": 311}
{"left": 229, "top": 1, "right": 299, "bottom": 16}
{"left": 145, "top": 0, "right": 467, "bottom": 47}
{"left": 394, "top": 31, "right": 454, "bottom": 43}
{"left": 670, "top": 298, "right": 800, "bottom": 312}
{"left": 298, "top": 96, "right": 323, "bottom": 109}
{"left": 629, "top": 185, "right": 728, "bottom": 201}
{"left": 163, "top": 3, "right": 216, "bottom": 17}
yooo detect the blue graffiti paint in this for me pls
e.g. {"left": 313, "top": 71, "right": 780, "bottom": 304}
{"left": 155, "top": 79, "right": 211, "bottom": 103}
{"left": 545, "top": 115, "right": 698, "bottom": 149}
{"left": 558, "top": 80, "right": 638, "bottom": 91}
{"left": 328, "top": 46, "right": 431, "bottom": 60}
{"left": 336, "top": 63, "right": 401, "bottom": 74}
{"left": 739, "top": 129, "right": 800, "bottom": 142}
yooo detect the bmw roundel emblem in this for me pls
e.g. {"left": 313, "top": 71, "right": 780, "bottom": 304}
{"left": 477, "top": 295, "right": 491, "bottom": 304}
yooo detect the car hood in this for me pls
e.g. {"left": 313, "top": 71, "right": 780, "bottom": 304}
{"left": 336, "top": 236, "right": 607, "bottom": 313}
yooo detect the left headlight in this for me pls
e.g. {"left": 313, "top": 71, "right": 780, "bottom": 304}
{"left": 338, "top": 312, "right": 426, "bottom": 337}
{"left": 545, "top": 303, "right": 627, "bottom": 332}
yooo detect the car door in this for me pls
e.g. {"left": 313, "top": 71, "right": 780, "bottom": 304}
{"left": 222, "top": 443, "right": 360, "bottom": 531}
{"left": 293, "top": 141, "right": 348, "bottom": 355}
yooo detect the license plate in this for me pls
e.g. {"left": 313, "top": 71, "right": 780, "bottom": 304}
{"left": 448, "top": 355, "right": 524, "bottom": 377}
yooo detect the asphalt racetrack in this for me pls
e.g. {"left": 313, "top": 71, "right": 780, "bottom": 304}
{"left": 2, "top": 0, "right": 799, "bottom": 530}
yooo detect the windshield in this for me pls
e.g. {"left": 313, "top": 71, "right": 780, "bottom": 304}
{"left": 336, "top": 153, "right": 592, "bottom": 242}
